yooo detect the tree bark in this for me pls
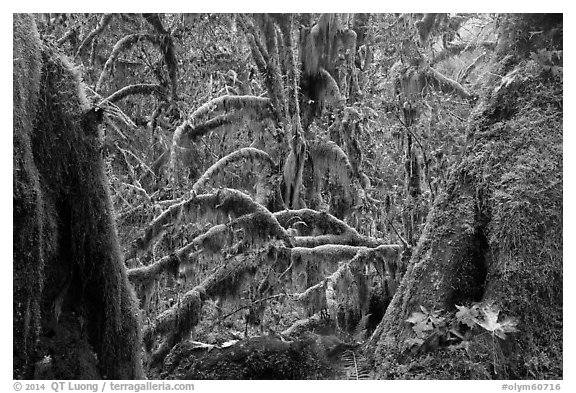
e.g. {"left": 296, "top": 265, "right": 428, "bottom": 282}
{"left": 369, "top": 14, "right": 562, "bottom": 379}
{"left": 13, "top": 14, "right": 143, "bottom": 380}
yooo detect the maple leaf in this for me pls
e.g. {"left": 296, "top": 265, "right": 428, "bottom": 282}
{"left": 456, "top": 304, "right": 479, "bottom": 328}
{"left": 476, "top": 307, "right": 519, "bottom": 340}
{"left": 406, "top": 311, "right": 427, "bottom": 325}
{"left": 405, "top": 337, "right": 424, "bottom": 347}
{"left": 412, "top": 320, "right": 433, "bottom": 338}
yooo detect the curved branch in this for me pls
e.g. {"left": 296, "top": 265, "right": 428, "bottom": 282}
{"left": 56, "top": 28, "right": 76, "bottom": 47}
{"left": 128, "top": 254, "right": 179, "bottom": 287}
{"left": 275, "top": 208, "right": 352, "bottom": 236}
{"left": 192, "top": 147, "right": 276, "bottom": 193}
{"left": 96, "top": 33, "right": 160, "bottom": 93}
{"left": 425, "top": 66, "right": 474, "bottom": 100}
{"left": 309, "top": 140, "right": 353, "bottom": 177}
{"left": 168, "top": 95, "right": 274, "bottom": 183}
{"left": 75, "top": 13, "right": 114, "bottom": 59}
{"left": 142, "top": 13, "right": 168, "bottom": 34}
{"left": 319, "top": 67, "right": 345, "bottom": 109}
{"left": 189, "top": 95, "right": 273, "bottom": 125}
{"left": 458, "top": 52, "right": 487, "bottom": 83}
{"left": 129, "top": 188, "right": 286, "bottom": 258}
{"left": 100, "top": 83, "right": 166, "bottom": 104}
{"left": 431, "top": 41, "right": 495, "bottom": 65}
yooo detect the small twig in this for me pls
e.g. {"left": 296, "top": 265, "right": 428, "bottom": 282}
{"left": 390, "top": 221, "right": 410, "bottom": 249}
{"left": 392, "top": 109, "right": 435, "bottom": 200}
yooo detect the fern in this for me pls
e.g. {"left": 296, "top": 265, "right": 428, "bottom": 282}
{"left": 341, "top": 349, "right": 372, "bottom": 380}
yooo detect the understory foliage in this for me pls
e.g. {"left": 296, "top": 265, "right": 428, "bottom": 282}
{"left": 14, "top": 13, "right": 562, "bottom": 380}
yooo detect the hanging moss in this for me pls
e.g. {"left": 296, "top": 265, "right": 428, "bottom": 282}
{"left": 14, "top": 14, "right": 143, "bottom": 379}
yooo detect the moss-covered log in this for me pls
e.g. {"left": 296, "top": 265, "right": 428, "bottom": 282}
{"left": 13, "top": 14, "right": 142, "bottom": 379}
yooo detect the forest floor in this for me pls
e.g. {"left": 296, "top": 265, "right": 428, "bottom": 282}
{"left": 152, "top": 332, "right": 370, "bottom": 380}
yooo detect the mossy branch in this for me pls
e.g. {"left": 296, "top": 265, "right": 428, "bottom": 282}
{"left": 56, "top": 28, "right": 76, "bottom": 47}
{"left": 275, "top": 207, "right": 386, "bottom": 248}
{"left": 426, "top": 66, "right": 474, "bottom": 100}
{"left": 96, "top": 33, "right": 160, "bottom": 93}
{"left": 128, "top": 254, "right": 179, "bottom": 287}
{"left": 185, "top": 113, "right": 237, "bottom": 141}
{"left": 431, "top": 41, "right": 495, "bottom": 65}
{"left": 144, "top": 246, "right": 274, "bottom": 366}
{"left": 319, "top": 67, "right": 345, "bottom": 109}
{"left": 168, "top": 95, "right": 274, "bottom": 183}
{"left": 309, "top": 139, "right": 353, "bottom": 185}
{"left": 129, "top": 188, "right": 289, "bottom": 258}
{"left": 281, "top": 314, "right": 322, "bottom": 337}
{"left": 275, "top": 14, "right": 301, "bottom": 121}
{"left": 275, "top": 208, "right": 355, "bottom": 236}
{"left": 293, "top": 234, "right": 381, "bottom": 248}
{"left": 241, "top": 15, "right": 287, "bottom": 125}
{"left": 189, "top": 95, "right": 273, "bottom": 125}
{"left": 458, "top": 52, "right": 487, "bottom": 83}
{"left": 287, "top": 244, "right": 402, "bottom": 320}
{"left": 74, "top": 13, "right": 114, "bottom": 59}
{"left": 192, "top": 147, "right": 276, "bottom": 194}
{"left": 261, "top": 14, "right": 288, "bottom": 122}
{"left": 142, "top": 13, "right": 178, "bottom": 99}
{"left": 184, "top": 97, "right": 275, "bottom": 142}
{"left": 129, "top": 208, "right": 293, "bottom": 287}
{"left": 142, "top": 13, "right": 168, "bottom": 34}
{"left": 101, "top": 83, "right": 166, "bottom": 104}
{"left": 289, "top": 244, "right": 372, "bottom": 262}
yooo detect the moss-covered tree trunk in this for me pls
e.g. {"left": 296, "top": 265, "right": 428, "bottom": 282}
{"left": 13, "top": 14, "right": 142, "bottom": 379}
{"left": 369, "top": 14, "right": 562, "bottom": 379}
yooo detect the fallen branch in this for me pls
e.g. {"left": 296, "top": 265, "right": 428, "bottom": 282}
{"left": 281, "top": 313, "right": 322, "bottom": 337}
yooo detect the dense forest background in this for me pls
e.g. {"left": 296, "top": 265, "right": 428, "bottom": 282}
{"left": 13, "top": 13, "right": 562, "bottom": 380}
